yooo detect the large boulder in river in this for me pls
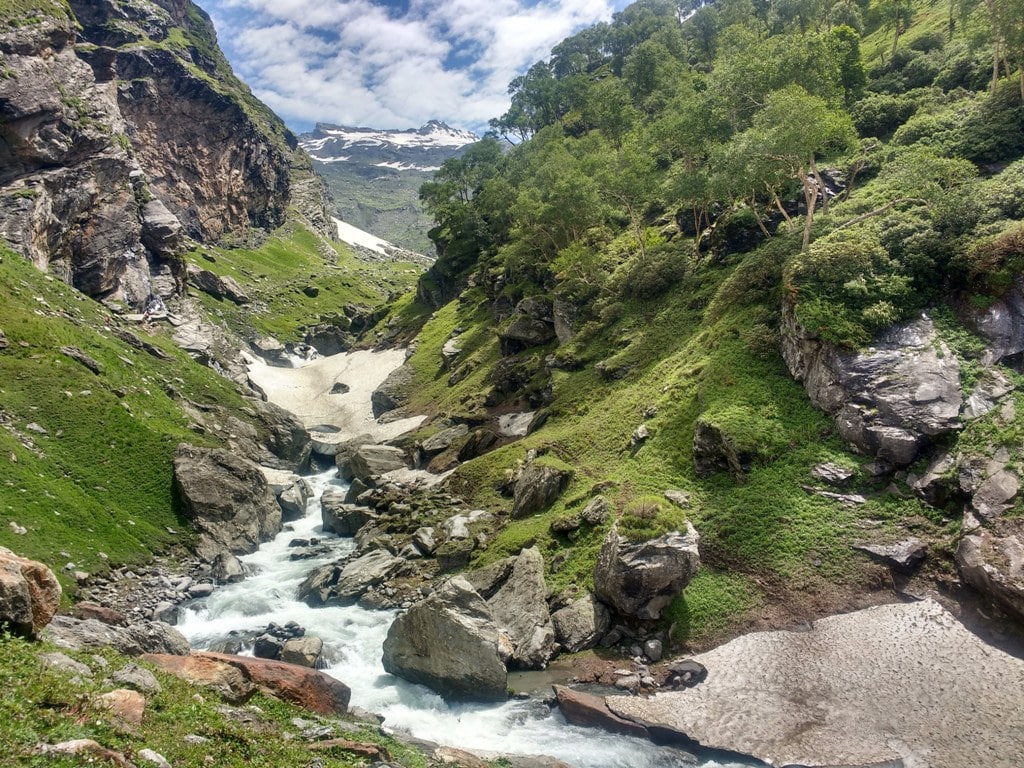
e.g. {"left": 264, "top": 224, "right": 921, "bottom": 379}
{"left": 0, "top": 548, "right": 61, "bottom": 637}
{"left": 473, "top": 547, "right": 556, "bottom": 669}
{"left": 512, "top": 463, "right": 572, "bottom": 518}
{"left": 781, "top": 308, "right": 961, "bottom": 466}
{"left": 348, "top": 445, "right": 408, "bottom": 482}
{"left": 594, "top": 523, "right": 701, "bottom": 620}
{"left": 298, "top": 549, "right": 410, "bottom": 606}
{"left": 173, "top": 444, "right": 282, "bottom": 562}
{"left": 381, "top": 577, "right": 508, "bottom": 702}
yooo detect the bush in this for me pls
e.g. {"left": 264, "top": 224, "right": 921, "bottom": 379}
{"left": 786, "top": 227, "right": 916, "bottom": 347}
{"left": 618, "top": 495, "right": 688, "bottom": 542}
{"left": 959, "top": 222, "right": 1024, "bottom": 296}
{"left": 953, "top": 81, "right": 1024, "bottom": 164}
{"left": 981, "top": 160, "right": 1024, "bottom": 222}
{"left": 934, "top": 42, "right": 990, "bottom": 92}
{"left": 909, "top": 32, "right": 945, "bottom": 53}
{"left": 851, "top": 93, "right": 917, "bottom": 137}
{"left": 621, "top": 240, "right": 691, "bottom": 298}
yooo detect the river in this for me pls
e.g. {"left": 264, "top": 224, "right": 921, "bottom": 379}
{"left": 177, "top": 469, "right": 754, "bottom": 768}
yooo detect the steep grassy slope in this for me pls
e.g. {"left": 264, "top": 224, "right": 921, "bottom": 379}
{"left": 0, "top": 244, "right": 237, "bottom": 590}
{"left": 397, "top": 232, "right": 953, "bottom": 648}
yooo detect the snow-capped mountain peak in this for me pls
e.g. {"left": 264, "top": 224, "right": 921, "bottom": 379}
{"left": 302, "top": 121, "right": 478, "bottom": 156}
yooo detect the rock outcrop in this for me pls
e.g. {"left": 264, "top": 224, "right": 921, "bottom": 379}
{"left": 0, "top": 0, "right": 328, "bottom": 306}
{"left": 381, "top": 577, "right": 508, "bottom": 702}
{"left": 45, "top": 616, "right": 190, "bottom": 656}
{"left": 511, "top": 463, "right": 572, "bottom": 518}
{"left": 173, "top": 444, "right": 281, "bottom": 562}
{"left": 371, "top": 364, "right": 413, "bottom": 418}
{"left": 781, "top": 308, "right": 961, "bottom": 466}
{"left": 0, "top": 548, "right": 61, "bottom": 637}
{"left": 593, "top": 523, "right": 701, "bottom": 620}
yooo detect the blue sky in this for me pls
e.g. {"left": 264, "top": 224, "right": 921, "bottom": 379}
{"left": 202, "top": 0, "right": 632, "bottom": 135}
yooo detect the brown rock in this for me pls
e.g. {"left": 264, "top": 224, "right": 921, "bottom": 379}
{"left": 73, "top": 602, "right": 128, "bottom": 626}
{"left": 141, "top": 653, "right": 255, "bottom": 704}
{"left": 0, "top": 547, "right": 62, "bottom": 637}
{"left": 553, "top": 685, "right": 649, "bottom": 739}
{"left": 201, "top": 652, "right": 350, "bottom": 716}
{"left": 96, "top": 688, "right": 146, "bottom": 725}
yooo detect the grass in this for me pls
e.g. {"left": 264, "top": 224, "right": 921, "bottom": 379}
{"left": 0, "top": 0, "right": 69, "bottom": 27}
{"left": 0, "top": 633, "right": 428, "bottom": 768}
{"left": 0, "top": 245, "right": 245, "bottom": 592}
{"left": 185, "top": 221, "right": 422, "bottom": 344}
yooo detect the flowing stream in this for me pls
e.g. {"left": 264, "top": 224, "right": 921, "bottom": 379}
{"left": 177, "top": 472, "right": 753, "bottom": 768}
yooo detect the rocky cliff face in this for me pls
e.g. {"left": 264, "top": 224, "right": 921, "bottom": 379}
{"left": 0, "top": 0, "right": 328, "bottom": 307}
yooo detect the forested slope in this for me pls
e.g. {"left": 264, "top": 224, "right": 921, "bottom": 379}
{"left": 389, "top": 0, "right": 1024, "bottom": 645}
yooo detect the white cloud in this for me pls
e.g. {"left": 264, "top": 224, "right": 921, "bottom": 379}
{"left": 203, "top": 0, "right": 628, "bottom": 133}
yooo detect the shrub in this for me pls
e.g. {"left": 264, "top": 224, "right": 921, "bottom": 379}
{"left": 959, "top": 222, "right": 1024, "bottom": 296}
{"left": 621, "top": 240, "right": 691, "bottom": 298}
{"left": 618, "top": 495, "right": 688, "bottom": 542}
{"left": 786, "top": 227, "right": 916, "bottom": 347}
{"left": 850, "top": 93, "right": 917, "bottom": 137}
{"left": 981, "top": 160, "right": 1024, "bottom": 222}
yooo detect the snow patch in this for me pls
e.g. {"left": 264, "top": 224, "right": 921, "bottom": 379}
{"left": 333, "top": 217, "right": 391, "bottom": 256}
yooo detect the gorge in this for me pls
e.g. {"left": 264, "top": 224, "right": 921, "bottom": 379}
{"left": 3, "top": 0, "right": 1024, "bottom": 766}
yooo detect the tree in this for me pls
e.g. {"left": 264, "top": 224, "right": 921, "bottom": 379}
{"left": 724, "top": 85, "right": 856, "bottom": 249}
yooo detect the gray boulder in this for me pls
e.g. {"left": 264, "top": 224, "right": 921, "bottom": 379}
{"left": 594, "top": 523, "right": 701, "bottom": 620}
{"left": 481, "top": 547, "right": 556, "bottom": 669}
{"left": 381, "top": 577, "right": 508, "bottom": 701}
{"left": 551, "top": 594, "right": 612, "bottom": 653}
{"left": 348, "top": 445, "right": 408, "bottom": 482}
{"left": 957, "top": 513, "right": 1024, "bottom": 620}
{"left": 281, "top": 636, "right": 324, "bottom": 668}
{"left": 276, "top": 481, "right": 309, "bottom": 522}
{"left": 781, "top": 309, "right": 961, "bottom": 466}
{"left": 298, "top": 550, "right": 409, "bottom": 606}
{"left": 211, "top": 552, "right": 245, "bottom": 584}
{"left": 581, "top": 496, "right": 611, "bottom": 526}
{"left": 512, "top": 463, "right": 572, "bottom": 518}
{"left": 500, "top": 297, "right": 556, "bottom": 353}
{"left": 321, "top": 498, "right": 376, "bottom": 537}
{"left": 962, "top": 276, "right": 1024, "bottom": 365}
{"left": 44, "top": 616, "right": 190, "bottom": 656}
{"left": 173, "top": 444, "right": 282, "bottom": 562}
{"left": 420, "top": 424, "right": 470, "bottom": 456}
{"left": 139, "top": 198, "right": 183, "bottom": 258}
{"left": 853, "top": 538, "right": 928, "bottom": 573}
{"left": 371, "top": 364, "right": 413, "bottom": 418}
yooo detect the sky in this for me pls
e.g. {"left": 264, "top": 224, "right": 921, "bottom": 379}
{"left": 202, "top": 0, "right": 633, "bottom": 136}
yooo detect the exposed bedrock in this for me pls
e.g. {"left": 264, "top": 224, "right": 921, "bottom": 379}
{"left": 781, "top": 306, "right": 961, "bottom": 466}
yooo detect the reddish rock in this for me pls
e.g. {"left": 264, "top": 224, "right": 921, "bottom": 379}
{"left": 141, "top": 653, "right": 254, "bottom": 704}
{"left": 553, "top": 685, "right": 649, "bottom": 739}
{"left": 201, "top": 652, "right": 350, "bottom": 716}
{"left": 0, "top": 547, "right": 62, "bottom": 637}
{"left": 96, "top": 689, "right": 146, "bottom": 725}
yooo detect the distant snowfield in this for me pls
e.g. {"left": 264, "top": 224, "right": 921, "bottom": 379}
{"left": 333, "top": 217, "right": 391, "bottom": 256}
{"left": 376, "top": 160, "right": 442, "bottom": 172}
